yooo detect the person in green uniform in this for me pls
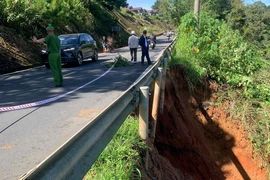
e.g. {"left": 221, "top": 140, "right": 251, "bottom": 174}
{"left": 32, "top": 25, "right": 63, "bottom": 87}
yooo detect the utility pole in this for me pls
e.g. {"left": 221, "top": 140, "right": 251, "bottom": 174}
{"left": 194, "top": 0, "right": 200, "bottom": 27}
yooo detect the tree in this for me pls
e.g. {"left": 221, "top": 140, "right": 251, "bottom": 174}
{"left": 152, "top": 0, "right": 193, "bottom": 25}
{"left": 169, "top": 0, "right": 193, "bottom": 24}
{"left": 244, "top": 1, "right": 269, "bottom": 46}
{"left": 97, "top": 0, "right": 127, "bottom": 9}
{"left": 201, "top": 0, "right": 231, "bottom": 20}
{"left": 0, "top": 0, "right": 7, "bottom": 24}
{"left": 81, "top": 0, "right": 127, "bottom": 10}
{"left": 152, "top": 0, "right": 161, "bottom": 9}
{"left": 226, "top": 0, "right": 246, "bottom": 32}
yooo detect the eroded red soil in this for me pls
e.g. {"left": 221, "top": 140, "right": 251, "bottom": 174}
{"left": 144, "top": 66, "right": 267, "bottom": 180}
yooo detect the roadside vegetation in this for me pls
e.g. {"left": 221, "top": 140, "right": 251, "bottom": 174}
{"left": 1, "top": 0, "right": 270, "bottom": 179}
{"left": 168, "top": 2, "right": 270, "bottom": 177}
{"left": 0, "top": 0, "right": 172, "bottom": 74}
{"left": 84, "top": 116, "right": 146, "bottom": 180}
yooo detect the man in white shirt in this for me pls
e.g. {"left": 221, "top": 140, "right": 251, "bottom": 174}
{"left": 128, "top": 31, "right": 139, "bottom": 63}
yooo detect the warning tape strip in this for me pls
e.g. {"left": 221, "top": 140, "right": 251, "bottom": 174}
{"left": 0, "top": 66, "right": 114, "bottom": 113}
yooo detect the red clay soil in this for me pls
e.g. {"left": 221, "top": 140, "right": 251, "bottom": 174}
{"left": 144, "top": 66, "right": 268, "bottom": 180}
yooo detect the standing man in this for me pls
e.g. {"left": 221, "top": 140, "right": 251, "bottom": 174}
{"left": 102, "top": 36, "right": 108, "bottom": 52}
{"left": 32, "top": 25, "right": 63, "bottom": 87}
{"left": 139, "top": 30, "right": 151, "bottom": 65}
{"left": 128, "top": 30, "right": 139, "bottom": 63}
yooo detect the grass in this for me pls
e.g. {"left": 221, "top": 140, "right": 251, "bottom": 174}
{"left": 83, "top": 115, "right": 147, "bottom": 180}
{"left": 224, "top": 88, "right": 270, "bottom": 177}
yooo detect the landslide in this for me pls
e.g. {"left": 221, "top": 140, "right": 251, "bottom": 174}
{"left": 145, "top": 65, "right": 267, "bottom": 180}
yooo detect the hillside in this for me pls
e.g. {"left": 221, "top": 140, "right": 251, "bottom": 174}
{"left": 147, "top": 66, "right": 267, "bottom": 179}
{"left": 0, "top": 26, "right": 43, "bottom": 74}
{"left": 0, "top": 8, "right": 172, "bottom": 75}
{"left": 1, "top": 3, "right": 268, "bottom": 180}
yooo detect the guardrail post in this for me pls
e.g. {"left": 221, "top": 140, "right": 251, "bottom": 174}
{"left": 160, "top": 58, "right": 167, "bottom": 114}
{"left": 139, "top": 86, "right": 149, "bottom": 170}
{"left": 165, "top": 49, "right": 170, "bottom": 59}
{"left": 151, "top": 67, "right": 162, "bottom": 138}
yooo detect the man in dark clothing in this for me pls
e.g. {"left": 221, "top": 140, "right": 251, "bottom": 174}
{"left": 139, "top": 30, "right": 151, "bottom": 65}
{"left": 32, "top": 25, "right": 63, "bottom": 87}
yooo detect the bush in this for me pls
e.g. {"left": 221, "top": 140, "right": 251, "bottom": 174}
{"left": 173, "top": 11, "right": 270, "bottom": 174}
{"left": 175, "top": 12, "right": 263, "bottom": 88}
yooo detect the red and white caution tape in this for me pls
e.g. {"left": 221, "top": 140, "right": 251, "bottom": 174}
{"left": 0, "top": 66, "right": 114, "bottom": 112}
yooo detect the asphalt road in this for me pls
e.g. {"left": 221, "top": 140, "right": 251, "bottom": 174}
{"left": 0, "top": 35, "right": 172, "bottom": 180}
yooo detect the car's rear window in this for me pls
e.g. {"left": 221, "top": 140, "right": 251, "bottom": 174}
{"left": 59, "top": 35, "right": 78, "bottom": 45}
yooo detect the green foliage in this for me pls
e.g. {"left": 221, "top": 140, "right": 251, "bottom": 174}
{"left": 176, "top": 12, "right": 263, "bottom": 88}
{"left": 0, "top": 0, "right": 7, "bottom": 22}
{"left": 85, "top": 116, "right": 146, "bottom": 180}
{"left": 153, "top": 0, "right": 239, "bottom": 26}
{"left": 81, "top": 0, "right": 127, "bottom": 11}
{"left": 226, "top": 4, "right": 246, "bottom": 33}
{"left": 98, "top": 0, "right": 127, "bottom": 10}
{"left": 170, "top": 54, "right": 205, "bottom": 91}
{"left": 5, "top": 0, "right": 27, "bottom": 25}
{"left": 153, "top": 0, "right": 193, "bottom": 26}
{"left": 227, "top": 1, "right": 270, "bottom": 59}
{"left": 88, "top": 3, "right": 118, "bottom": 36}
{"left": 169, "top": 0, "right": 192, "bottom": 25}
{"left": 2, "top": 0, "right": 92, "bottom": 37}
{"left": 173, "top": 11, "right": 270, "bottom": 175}
{"left": 217, "top": 24, "right": 263, "bottom": 86}
{"left": 202, "top": 0, "right": 232, "bottom": 20}
{"left": 230, "top": 94, "right": 270, "bottom": 173}
{"left": 244, "top": 2, "right": 268, "bottom": 45}
{"left": 152, "top": 0, "right": 161, "bottom": 10}
{"left": 42, "top": 0, "right": 91, "bottom": 31}
{"left": 246, "top": 60, "right": 270, "bottom": 103}
{"left": 105, "top": 55, "right": 131, "bottom": 68}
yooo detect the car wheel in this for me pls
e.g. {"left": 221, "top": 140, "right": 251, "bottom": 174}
{"left": 92, "top": 49, "right": 98, "bottom": 61}
{"left": 77, "top": 52, "right": 83, "bottom": 66}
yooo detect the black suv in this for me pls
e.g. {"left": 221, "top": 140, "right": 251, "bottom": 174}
{"left": 42, "top": 33, "right": 98, "bottom": 67}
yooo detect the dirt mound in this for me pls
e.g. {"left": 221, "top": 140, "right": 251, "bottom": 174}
{"left": 146, "top": 66, "right": 267, "bottom": 179}
{"left": 141, "top": 141, "right": 193, "bottom": 180}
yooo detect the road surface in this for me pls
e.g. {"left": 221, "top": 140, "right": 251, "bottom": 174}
{"left": 0, "top": 36, "right": 172, "bottom": 180}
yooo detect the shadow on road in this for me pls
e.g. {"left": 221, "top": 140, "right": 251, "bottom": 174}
{"left": 0, "top": 37, "right": 172, "bottom": 108}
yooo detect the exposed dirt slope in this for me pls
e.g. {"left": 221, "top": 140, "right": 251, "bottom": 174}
{"left": 0, "top": 26, "right": 43, "bottom": 74}
{"left": 144, "top": 65, "right": 267, "bottom": 180}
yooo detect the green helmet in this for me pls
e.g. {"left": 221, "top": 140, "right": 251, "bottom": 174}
{"left": 46, "top": 25, "right": 54, "bottom": 31}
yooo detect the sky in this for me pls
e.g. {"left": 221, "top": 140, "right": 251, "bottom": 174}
{"left": 126, "top": 0, "right": 270, "bottom": 10}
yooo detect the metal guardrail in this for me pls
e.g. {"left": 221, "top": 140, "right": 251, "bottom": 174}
{"left": 20, "top": 39, "right": 176, "bottom": 180}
